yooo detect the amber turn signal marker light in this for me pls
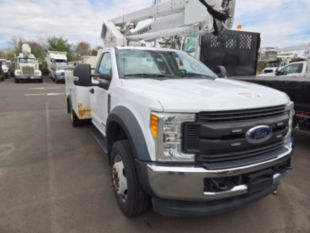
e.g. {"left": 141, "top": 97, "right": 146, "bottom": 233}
{"left": 150, "top": 114, "right": 159, "bottom": 138}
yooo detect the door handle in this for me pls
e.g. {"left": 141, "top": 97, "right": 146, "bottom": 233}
{"left": 90, "top": 88, "right": 94, "bottom": 94}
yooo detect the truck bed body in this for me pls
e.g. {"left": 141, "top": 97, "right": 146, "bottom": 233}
{"left": 231, "top": 75, "right": 310, "bottom": 129}
{"left": 200, "top": 30, "right": 261, "bottom": 76}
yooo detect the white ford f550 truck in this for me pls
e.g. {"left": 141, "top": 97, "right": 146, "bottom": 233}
{"left": 66, "top": 46, "right": 294, "bottom": 216}
{"left": 65, "top": 0, "right": 294, "bottom": 217}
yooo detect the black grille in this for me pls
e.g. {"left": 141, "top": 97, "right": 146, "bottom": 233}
{"left": 197, "top": 105, "right": 286, "bottom": 122}
{"left": 197, "top": 142, "right": 282, "bottom": 164}
{"left": 182, "top": 105, "right": 289, "bottom": 170}
{"left": 182, "top": 124, "right": 199, "bottom": 153}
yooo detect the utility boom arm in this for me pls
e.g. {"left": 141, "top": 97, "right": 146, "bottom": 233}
{"left": 101, "top": 0, "right": 236, "bottom": 46}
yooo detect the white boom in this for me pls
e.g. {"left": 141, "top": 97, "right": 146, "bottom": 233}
{"left": 101, "top": 0, "right": 236, "bottom": 47}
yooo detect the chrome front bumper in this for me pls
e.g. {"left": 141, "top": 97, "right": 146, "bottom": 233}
{"left": 146, "top": 146, "right": 292, "bottom": 201}
{"left": 16, "top": 75, "right": 42, "bottom": 80}
{"left": 55, "top": 75, "right": 65, "bottom": 80}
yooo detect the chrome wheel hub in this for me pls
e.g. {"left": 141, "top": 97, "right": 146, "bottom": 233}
{"left": 112, "top": 155, "right": 128, "bottom": 202}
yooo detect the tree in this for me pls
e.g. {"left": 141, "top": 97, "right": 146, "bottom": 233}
{"left": 47, "top": 37, "right": 76, "bottom": 61}
{"left": 27, "top": 41, "right": 45, "bottom": 63}
{"left": 90, "top": 46, "right": 103, "bottom": 56}
{"left": 8, "top": 36, "right": 25, "bottom": 56}
{"left": 76, "top": 41, "right": 91, "bottom": 58}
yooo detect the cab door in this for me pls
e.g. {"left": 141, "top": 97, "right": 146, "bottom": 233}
{"left": 90, "top": 51, "right": 112, "bottom": 135}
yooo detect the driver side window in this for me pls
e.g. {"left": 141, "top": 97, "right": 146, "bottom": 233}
{"left": 98, "top": 53, "right": 112, "bottom": 76}
{"left": 182, "top": 36, "right": 199, "bottom": 54}
{"left": 280, "top": 63, "right": 303, "bottom": 75}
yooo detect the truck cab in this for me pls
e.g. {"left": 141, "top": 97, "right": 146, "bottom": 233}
{"left": 46, "top": 51, "right": 68, "bottom": 83}
{"left": 66, "top": 46, "right": 294, "bottom": 217}
{"left": 14, "top": 56, "right": 42, "bottom": 83}
{"left": 0, "top": 60, "right": 4, "bottom": 81}
{"left": 276, "top": 61, "right": 310, "bottom": 77}
{"left": 0, "top": 59, "right": 10, "bottom": 78}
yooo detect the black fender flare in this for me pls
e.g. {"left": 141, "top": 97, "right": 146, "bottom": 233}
{"left": 106, "top": 106, "right": 151, "bottom": 162}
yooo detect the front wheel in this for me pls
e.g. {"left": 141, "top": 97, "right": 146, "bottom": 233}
{"left": 15, "top": 79, "right": 19, "bottom": 83}
{"left": 111, "top": 140, "right": 149, "bottom": 217}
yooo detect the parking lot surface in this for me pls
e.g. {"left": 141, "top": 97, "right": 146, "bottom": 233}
{"left": 0, "top": 77, "right": 309, "bottom": 233}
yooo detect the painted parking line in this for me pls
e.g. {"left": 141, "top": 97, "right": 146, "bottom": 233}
{"left": 25, "top": 93, "right": 45, "bottom": 96}
{"left": 46, "top": 93, "right": 64, "bottom": 96}
{"left": 29, "top": 87, "right": 63, "bottom": 90}
{"left": 25, "top": 93, "right": 64, "bottom": 97}
{"left": 29, "top": 87, "right": 45, "bottom": 90}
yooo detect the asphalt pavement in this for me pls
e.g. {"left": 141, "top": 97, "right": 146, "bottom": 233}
{"left": 0, "top": 77, "right": 309, "bottom": 233}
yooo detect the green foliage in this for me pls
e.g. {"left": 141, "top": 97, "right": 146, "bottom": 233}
{"left": 40, "top": 61, "right": 49, "bottom": 75}
{"left": 4, "top": 36, "right": 102, "bottom": 64}
{"left": 47, "top": 37, "right": 76, "bottom": 61}
{"left": 27, "top": 41, "right": 45, "bottom": 63}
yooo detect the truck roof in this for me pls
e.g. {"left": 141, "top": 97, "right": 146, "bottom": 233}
{"left": 48, "top": 51, "right": 67, "bottom": 60}
{"left": 116, "top": 46, "right": 179, "bottom": 53}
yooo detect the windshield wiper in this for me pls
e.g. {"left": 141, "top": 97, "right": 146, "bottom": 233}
{"left": 124, "top": 73, "right": 176, "bottom": 79}
{"left": 181, "top": 73, "right": 215, "bottom": 79}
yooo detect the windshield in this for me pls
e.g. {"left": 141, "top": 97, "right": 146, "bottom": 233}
{"left": 117, "top": 49, "right": 217, "bottom": 79}
{"left": 18, "top": 58, "right": 35, "bottom": 63}
{"left": 56, "top": 62, "right": 67, "bottom": 69}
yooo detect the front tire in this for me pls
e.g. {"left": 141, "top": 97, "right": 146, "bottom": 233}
{"left": 111, "top": 140, "right": 149, "bottom": 217}
{"left": 15, "top": 79, "right": 19, "bottom": 83}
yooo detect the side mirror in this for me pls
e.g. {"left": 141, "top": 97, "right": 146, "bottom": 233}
{"left": 98, "top": 79, "right": 110, "bottom": 89}
{"left": 73, "top": 64, "right": 91, "bottom": 86}
{"left": 92, "top": 73, "right": 111, "bottom": 89}
{"left": 276, "top": 70, "right": 283, "bottom": 76}
{"left": 187, "top": 47, "right": 196, "bottom": 54}
{"left": 216, "top": 66, "right": 227, "bottom": 78}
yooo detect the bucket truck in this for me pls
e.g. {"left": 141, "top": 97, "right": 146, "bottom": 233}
{"left": 14, "top": 44, "right": 42, "bottom": 83}
{"left": 46, "top": 51, "right": 68, "bottom": 83}
{"left": 65, "top": 0, "right": 294, "bottom": 217}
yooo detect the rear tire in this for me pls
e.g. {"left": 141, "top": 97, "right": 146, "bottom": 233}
{"left": 71, "top": 110, "right": 83, "bottom": 127}
{"left": 111, "top": 140, "right": 149, "bottom": 217}
{"left": 15, "top": 79, "right": 19, "bottom": 83}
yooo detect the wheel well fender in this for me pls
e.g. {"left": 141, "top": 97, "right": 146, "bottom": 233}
{"left": 106, "top": 106, "right": 150, "bottom": 162}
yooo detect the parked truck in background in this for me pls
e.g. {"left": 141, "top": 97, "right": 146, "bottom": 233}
{"left": 275, "top": 60, "right": 310, "bottom": 77}
{"left": 0, "top": 59, "right": 10, "bottom": 78}
{"left": 0, "top": 60, "right": 4, "bottom": 81}
{"left": 14, "top": 44, "right": 42, "bottom": 83}
{"left": 46, "top": 51, "right": 68, "bottom": 83}
{"left": 65, "top": 0, "right": 294, "bottom": 217}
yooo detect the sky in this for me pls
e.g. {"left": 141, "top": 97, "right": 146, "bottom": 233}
{"left": 0, "top": 0, "right": 309, "bottom": 49}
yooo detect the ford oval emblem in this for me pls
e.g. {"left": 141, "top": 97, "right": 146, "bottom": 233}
{"left": 246, "top": 125, "right": 272, "bottom": 144}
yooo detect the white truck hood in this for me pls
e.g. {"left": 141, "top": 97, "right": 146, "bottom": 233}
{"left": 56, "top": 69, "right": 65, "bottom": 74}
{"left": 122, "top": 78, "right": 289, "bottom": 112}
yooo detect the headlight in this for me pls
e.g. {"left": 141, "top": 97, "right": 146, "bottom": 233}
{"left": 2, "top": 66, "right": 8, "bottom": 73}
{"left": 284, "top": 101, "right": 295, "bottom": 145}
{"left": 15, "top": 70, "right": 22, "bottom": 76}
{"left": 150, "top": 112, "right": 195, "bottom": 162}
{"left": 35, "top": 70, "right": 42, "bottom": 76}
